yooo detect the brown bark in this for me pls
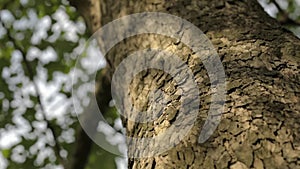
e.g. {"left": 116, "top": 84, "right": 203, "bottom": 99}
{"left": 69, "top": 0, "right": 300, "bottom": 169}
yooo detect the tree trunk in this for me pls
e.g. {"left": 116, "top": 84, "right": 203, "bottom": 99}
{"left": 69, "top": 0, "right": 300, "bottom": 168}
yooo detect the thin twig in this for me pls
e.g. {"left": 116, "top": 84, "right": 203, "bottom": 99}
{"left": 270, "top": 0, "right": 300, "bottom": 26}
{"left": 0, "top": 19, "right": 67, "bottom": 168}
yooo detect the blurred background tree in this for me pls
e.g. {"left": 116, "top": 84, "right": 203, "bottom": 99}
{"left": 0, "top": 0, "right": 299, "bottom": 169}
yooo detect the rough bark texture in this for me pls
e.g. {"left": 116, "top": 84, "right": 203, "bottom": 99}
{"left": 69, "top": 0, "right": 300, "bottom": 169}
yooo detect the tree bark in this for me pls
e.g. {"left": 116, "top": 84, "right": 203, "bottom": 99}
{"left": 69, "top": 0, "right": 300, "bottom": 168}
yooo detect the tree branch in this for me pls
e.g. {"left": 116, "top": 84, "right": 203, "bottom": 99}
{"left": 66, "top": 1, "right": 107, "bottom": 169}
{"left": 67, "top": 68, "right": 113, "bottom": 169}
{"left": 68, "top": 0, "right": 101, "bottom": 33}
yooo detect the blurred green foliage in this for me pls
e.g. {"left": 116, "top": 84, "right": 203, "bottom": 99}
{"left": 0, "top": 0, "right": 119, "bottom": 169}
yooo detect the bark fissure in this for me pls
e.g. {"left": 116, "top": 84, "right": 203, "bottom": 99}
{"left": 69, "top": 0, "right": 300, "bottom": 168}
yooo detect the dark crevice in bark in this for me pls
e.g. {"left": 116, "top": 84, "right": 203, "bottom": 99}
{"left": 151, "top": 158, "right": 156, "bottom": 169}
{"left": 69, "top": 0, "right": 300, "bottom": 168}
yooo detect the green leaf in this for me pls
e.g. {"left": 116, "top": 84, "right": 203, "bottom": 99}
{"left": 23, "top": 107, "right": 36, "bottom": 122}
{"left": 20, "top": 136, "right": 36, "bottom": 150}
{"left": 2, "top": 149, "right": 11, "bottom": 158}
